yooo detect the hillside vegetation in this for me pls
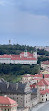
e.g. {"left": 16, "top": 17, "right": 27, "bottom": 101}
{"left": 0, "top": 44, "right": 49, "bottom": 82}
{"left": 0, "top": 44, "right": 35, "bottom": 55}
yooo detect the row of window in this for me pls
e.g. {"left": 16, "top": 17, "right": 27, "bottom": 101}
{"left": 42, "top": 98, "right": 47, "bottom": 101}
{"left": 42, "top": 94, "right": 47, "bottom": 97}
{"left": 1, "top": 109, "right": 9, "bottom": 111}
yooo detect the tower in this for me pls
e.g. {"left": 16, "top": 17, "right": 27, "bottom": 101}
{"left": 9, "top": 40, "right": 11, "bottom": 45}
{"left": 33, "top": 51, "right": 37, "bottom": 59}
{"left": 24, "top": 50, "right": 28, "bottom": 57}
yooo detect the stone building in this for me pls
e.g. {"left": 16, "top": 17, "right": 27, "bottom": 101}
{"left": 0, "top": 79, "right": 38, "bottom": 109}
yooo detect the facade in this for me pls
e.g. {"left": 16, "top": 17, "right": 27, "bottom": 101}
{"left": 0, "top": 79, "right": 31, "bottom": 108}
{"left": 41, "top": 61, "right": 49, "bottom": 69}
{"left": 0, "top": 79, "right": 39, "bottom": 109}
{"left": 0, "top": 51, "right": 37, "bottom": 64}
{"left": 40, "top": 89, "right": 49, "bottom": 102}
{"left": 0, "top": 95, "right": 18, "bottom": 111}
{"left": 36, "top": 78, "right": 49, "bottom": 103}
{"left": 22, "top": 74, "right": 33, "bottom": 83}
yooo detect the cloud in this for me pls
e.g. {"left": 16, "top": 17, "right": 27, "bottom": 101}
{"left": 0, "top": 0, "right": 5, "bottom": 6}
{"left": 16, "top": 0, "right": 49, "bottom": 17}
{"left": 0, "top": 0, "right": 15, "bottom": 6}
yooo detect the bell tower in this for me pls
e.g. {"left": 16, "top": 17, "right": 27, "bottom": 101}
{"left": 24, "top": 50, "right": 28, "bottom": 57}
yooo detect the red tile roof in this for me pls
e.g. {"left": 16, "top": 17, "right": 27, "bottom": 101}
{"left": 37, "top": 79, "right": 49, "bottom": 86}
{"left": 23, "top": 74, "right": 49, "bottom": 79}
{"left": 40, "top": 89, "right": 49, "bottom": 95}
{"left": 42, "top": 61, "right": 49, "bottom": 65}
{"left": 33, "top": 74, "right": 49, "bottom": 78}
{"left": 34, "top": 74, "right": 42, "bottom": 78}
{"left": 30, "top": 84, "right": 36, "bottom": 88}
{"left": 23, "top": 74, "right": 33, "bottom": 77}
{"left": 0, "top": 52, "right": 37, "bottom": 60}
{"left": 0, "top": 55, "right": 12, "bottom": 58}
{"left": 0, "top": 96, "right": 18, "bottom": 107}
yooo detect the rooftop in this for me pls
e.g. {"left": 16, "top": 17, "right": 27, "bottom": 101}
{"left": 0, "top": 52, "right": 37, "bottom": 60}
{"left": 0, "top": 96, "right": 18, "bottom": 107}
{"left": 0, "top": 79, "right": 31, "bottom": 94}
{"left": 42, "top": 61, "right": 49, "bottom": 65}
{"left": 37, "top": 79, "right": 49, "bottom": 86}
{"left": 40, "top": 89, "right": 49, "bottom": 95}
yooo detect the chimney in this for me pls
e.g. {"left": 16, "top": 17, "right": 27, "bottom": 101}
{"left": 7, "top": 82, "right": 9, "bottom": 89}
{"left": 16, "top": 83, "right": 18, "bottom": 90}
{"left": 4, "top": 95, "right": 7, "bottom": 97}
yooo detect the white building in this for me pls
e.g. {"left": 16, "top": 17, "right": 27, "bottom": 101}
{"left": 0, "top": 51, "right": 37, "bottom": 64}
{"left": 41, "top": 61, "right": 49, "bottom": 70}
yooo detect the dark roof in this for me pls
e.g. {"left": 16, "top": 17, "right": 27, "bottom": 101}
{"left": 0, "top": 79, "right": 31, "bottom": 94}
{"left": 31, "top": 88, "right": 37, "bottom": 94}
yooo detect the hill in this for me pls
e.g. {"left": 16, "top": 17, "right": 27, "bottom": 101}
{"left": 0, "top": 44, "right": 49, "bottom": 82}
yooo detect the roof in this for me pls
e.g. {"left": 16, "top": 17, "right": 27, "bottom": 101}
{"left": 40, "top": 89, "right": 49, "bottom": 95}
{"left": 33, "top": 74, "right": 49, "bottom": 78}
{"left": 0, "top": 52, "right": 37, "bottom": 60}
{"left": 23, "top": 74, "right": 33, "bottom": 77}
{"left": 0, "top": 54, "right": 12, "bottom": 58}
{"left": 0, "top": 96, "right": 18, "bottom": 107}
{"left": 30, "top": 84, "right": 36, "bottom": 88}
{"left": 42, "top": 61, "right": 49, "bottom": 65}
{"left": 0, "top": 79, "right": 31, "bottom": 94}
{"left": 31, "top": 88, "right": 37, "bottom": 93}
{"left": 33, "top": 74, "right": 42, "bottom": 78}
{"left": 37, "top": 79, "right": 49, "bottom": 86}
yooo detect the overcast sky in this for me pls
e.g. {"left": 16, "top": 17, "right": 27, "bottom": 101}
{"left": 0, "top": 0, "right": 49, "bottom": 46}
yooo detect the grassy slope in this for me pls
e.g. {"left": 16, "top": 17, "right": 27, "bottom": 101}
{"left": 0, "top": 74, "right": 22, "bottom": 83}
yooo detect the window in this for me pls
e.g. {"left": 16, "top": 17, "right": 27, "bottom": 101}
{"left": 8, "top": 109, "right": 9, "bottom": 111}
{"left": 5, "top": 109, "right": 6, "bottom": 111}
{"left": 42, "top": 95, "right": 43, "bottom": 97}
{"left": 42, "top": 99, "right": 43, "bottom": 101}
{"left": 46, "top": 94, "right": 47, "bottom": 96}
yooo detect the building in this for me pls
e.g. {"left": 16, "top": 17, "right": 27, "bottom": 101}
{"left": 0, "top": 51, "right": 37, "bottom": 64}
{"left": 0, "top": 79, "right": 31, "bottom": 108}
{"left": 41, "top": 61, "right": 49, "bottom": 70}
{"left": 0, "top": 79, "right": 39, "bottom": 109}
{"left": 0, "top": 95, "right": 18, "bottom": 111}
{"left": 22, "top": 74, "right": 33, "bottom": 83}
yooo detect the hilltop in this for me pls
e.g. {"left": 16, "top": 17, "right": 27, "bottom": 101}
{"left": 0, "top": 44, "right": 49, "bottom": 82}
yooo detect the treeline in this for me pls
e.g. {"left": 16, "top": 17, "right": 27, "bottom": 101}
{"left": 37, "top": 49, "right": 49, "bottom": 63}
{"left": 0, "top": 44, "right": 49, "bottom": 56}
{"left": 38, "top": 56, "right": 49, "bottom": 64}
{"left": 37, "top": 49, "right": 49, "bottom": 56}
{"left": 0, "top": 44, "right": 35, "bottom": 55}
{"left": 0, "top": 64, "right": 40, "bottom": 75}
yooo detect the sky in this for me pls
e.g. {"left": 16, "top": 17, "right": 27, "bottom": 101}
{"left": 0, "top": 0, "right": 49, "bottom": 46}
